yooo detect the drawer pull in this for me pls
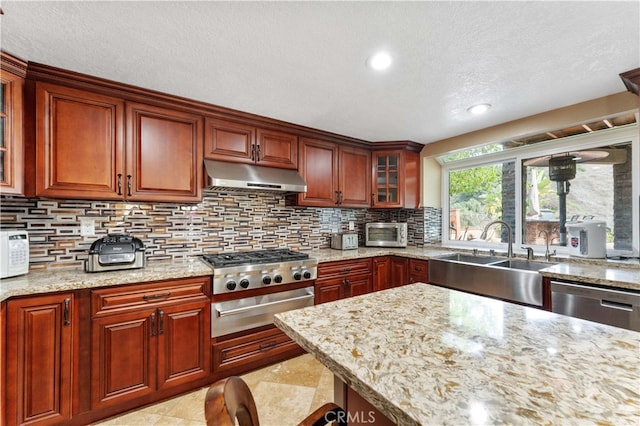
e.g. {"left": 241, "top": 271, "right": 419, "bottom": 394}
{"left": 142, "top": 292, "right": 172, "bottom": 301}
{"left": 259, "top": 341, "right": 278, "bottom": 351}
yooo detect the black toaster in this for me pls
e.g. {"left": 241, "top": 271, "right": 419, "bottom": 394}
{"left": 85, "top": 234, "right": 146, "bottom": 272}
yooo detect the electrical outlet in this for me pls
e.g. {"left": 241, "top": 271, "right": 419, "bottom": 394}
{"left": 348, "top": 221, "right": 355, "bottom": 231}
{"left": 80, "top": 219, "right": 95, "bottom": 236}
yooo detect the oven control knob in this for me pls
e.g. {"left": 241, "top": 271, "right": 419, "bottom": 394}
{"left": 293, "top": 272, "right": 302, "bottom": 280}
{"left": 239, "top": 279, "right": 250, "bottom": 289}
{"left": 274, "top": 275, "right": 283, "bottom": 283}
{"left": 226, "top": 280, "right": 237, "bottom": 291}
{"left": 303, "top": 271, "right": 312, "bottom": 279}
{"left": 262, "top": 276, "right": 272, "bottom": 285}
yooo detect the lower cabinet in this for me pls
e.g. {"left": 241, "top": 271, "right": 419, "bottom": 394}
{"left": 211, "top": 326, "right": 304, "bottom": 378}
{"left": 408, "top": 259, "right": 429, "bottom": 284}
{"left": 5, "top": 293, "right": 73, "bottom": 426}
{"left": 90, "top": 277, "right": 210, "bottom": 410}
{"left": 389, "top": 256, "right": 409, "bottom": 287}
{"left": 373, "top": 256, "right": 409, "bottom": 291}
{"left": 316, "top": 259, "right": 373, "bottom": 304}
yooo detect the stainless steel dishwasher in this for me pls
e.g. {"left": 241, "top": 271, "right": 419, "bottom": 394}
{"left": 551, "top": 281, "right": 640, "bottom": 332}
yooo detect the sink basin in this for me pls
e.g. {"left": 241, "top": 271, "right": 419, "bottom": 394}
{"left": 490, "top": 259, "right": 554, "bottom": 272}
{"left": 436, "top": 253, "right": 506, "bottom": 264}
{"left": 429, "top": 255, "right": 556, "bottom": 307}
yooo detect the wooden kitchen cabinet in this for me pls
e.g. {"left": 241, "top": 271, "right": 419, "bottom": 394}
{"left": 389, "top": 256, "right": 409, "bottom": 287}
{"left": 126, "top": 102, "right": 203, "bottom": 202}
{"left": 35, "top": 83, "right": 203, "bottom": 202}
{"left": 205, "top": 117, "right": 298, "bottom": 169}
{"left": 373, "top": 256, "right": 409, "bottom": 291}
{"left": 315, "top": 259, "right": 373, "bottom": 304}
{"left": 5, "top": 293, "right": 73, "bottom": 426}
{"left": 297, "top": 138, "right": 371, "bottom": 207}
{"left": 0, "top": 52, "right": 26, "bottom": 195}
{"left": 371, "top": 143, "right": 421, "bottom": 208}
{"left": 90, "top": 277, "right": 210, "bottom": 410}
{"left": 408, "top": 259, "right": 429, "bottom": 284}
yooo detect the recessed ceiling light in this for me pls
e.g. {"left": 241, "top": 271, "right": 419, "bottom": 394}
{"left": 367, "top": 52, "right": 392, "bottom": 71}
{"left": 467, "top": 103, "right": 491, "bottom": 115}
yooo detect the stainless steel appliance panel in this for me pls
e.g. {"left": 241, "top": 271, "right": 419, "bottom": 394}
{"left": 551, "top": 281, "right": 640, "bottom": 331}
{"left": 211, "top": 286, "right": 314, "bottom": 337}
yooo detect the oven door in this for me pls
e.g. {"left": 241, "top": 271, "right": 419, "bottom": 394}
{"left": 212, "top": 286, "right": 314, "bottom": 337}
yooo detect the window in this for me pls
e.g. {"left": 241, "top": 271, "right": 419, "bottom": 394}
{"left": 442, "top": 123, "right": 639, "bottom": 257}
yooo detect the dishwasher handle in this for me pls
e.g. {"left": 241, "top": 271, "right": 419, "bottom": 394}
{"left": 600, "top": 299, "right": 633, "bottom": 311}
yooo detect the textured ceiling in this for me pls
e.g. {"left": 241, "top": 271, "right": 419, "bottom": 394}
{"left": 1, "top": 1, "right": 638, "bottom": 144}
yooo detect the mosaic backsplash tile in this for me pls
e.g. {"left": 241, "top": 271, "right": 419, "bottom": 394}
{"left": 1, "top": 191, "right": 430, "bottom": 271}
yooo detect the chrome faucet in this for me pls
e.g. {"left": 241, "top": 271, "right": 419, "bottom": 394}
{"left": 481, "top": 220, "right": 514, "bottom": 258}
{"left": 522, "top": 246, "right": 534, "bottom": 260}
{"left": 538, "top": 230, "right": 556, "bottom": 261}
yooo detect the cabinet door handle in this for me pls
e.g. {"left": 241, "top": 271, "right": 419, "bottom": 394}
{"left": 250, "top": 144, "right": 256, "bottom": 162}
{"left": 63, "top": 298, "right": 71, "bottom": 326}
{"left": 158, "top": 310, "right": 164, "bottom": 335}
{"left": 150, "top": 312, "right": 156, "bottom": 336}
{"left": 255, "top": 144, "right": 261, "bottom": 161}
{"left": 142, "top": 292, "right": 172, "bottom": 301}
{"left": 335, "top": 191, "right": 340, "bottom": 205}
{"left": 126, "top": 175, "right": 132, "bottom": 196}
{"left": 117, "top": 174, "right": 123, "bottom": 195}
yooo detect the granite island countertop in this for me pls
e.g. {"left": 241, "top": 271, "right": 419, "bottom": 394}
{"left": 275, "top": 283, "right": 640, "bottom": 426}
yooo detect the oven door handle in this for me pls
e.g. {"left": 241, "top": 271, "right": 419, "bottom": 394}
{"left": 216, "top": 293, "right": 314, "bottom": 318}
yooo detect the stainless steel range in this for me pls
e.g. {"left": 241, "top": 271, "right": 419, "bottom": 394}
{"left": 200, "top": 249, "right": 318, "bottom": 337}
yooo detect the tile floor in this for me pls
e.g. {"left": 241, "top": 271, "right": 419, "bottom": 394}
{"left": 94, "top": 353, "right": 334, "bottom": 426}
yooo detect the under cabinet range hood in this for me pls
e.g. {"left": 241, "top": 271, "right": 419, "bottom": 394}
{"left": 204, "top": 159, "right": 307, "bottom": 193}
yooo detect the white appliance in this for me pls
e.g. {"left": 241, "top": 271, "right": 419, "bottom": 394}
{"left": 0, "top": 230, "right": 30, "bottom": 278}
{"left": 566, "top": 221, "right": 607, "bottom": 258}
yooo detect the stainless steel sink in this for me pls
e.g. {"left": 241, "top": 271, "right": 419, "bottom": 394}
{"left": 428, "top": 254, "right": 556, "bottom": 307}
{"left": 490, "top": 259, "right": 553, "bottom": 272}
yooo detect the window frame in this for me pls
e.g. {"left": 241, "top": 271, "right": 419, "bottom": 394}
{"left": 441, "top": 124, "right": 639, "bottom": 257}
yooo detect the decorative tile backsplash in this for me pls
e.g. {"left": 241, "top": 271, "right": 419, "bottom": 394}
{"left": 1, "top": 191, "right": 435, "bottom": 271}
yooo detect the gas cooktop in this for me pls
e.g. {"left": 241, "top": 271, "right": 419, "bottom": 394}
{"left": 199, "top": 249, "right": 317, "bottom": 294}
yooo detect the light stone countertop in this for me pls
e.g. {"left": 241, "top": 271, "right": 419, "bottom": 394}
{"left": 275, "top": 283, "right": 640, "bottom": 426}
{"left": 2, "top": 246, "right": 639, "bottom": 302}
{"left": 0, "top": 258, "right": 212, "bottom": 302}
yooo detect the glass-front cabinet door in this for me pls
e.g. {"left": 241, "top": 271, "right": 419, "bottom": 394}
{"left": 372, "top": 150, "right": 403, "bottom": 207}
{"left": 0, "top": 52, "right": 26, "bottom": 195}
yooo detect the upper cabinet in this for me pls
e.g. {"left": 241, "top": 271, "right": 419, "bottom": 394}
{"left": 126, "top": 102, "right": 203, "bottom": 202}
{"left": 35, "top": 82, "right": 203, "bottom": 202}
{"left": 0, "top": 52, "right": 26, "bottom": 195}
{"left": 296, "top": 138, "right": 371, "bottom": 208}
{"left": 371, "top": 143, "right": 421, "bottom": 208}
{"left": 205, "top": 117, "right": 297, "bottom": 169}
{"left": 36, "top": 83, "right": 125, "bottom": 200}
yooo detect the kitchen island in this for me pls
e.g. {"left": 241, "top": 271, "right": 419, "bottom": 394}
{"left": 274, "top": 283, "right": 640, "bottom": 425}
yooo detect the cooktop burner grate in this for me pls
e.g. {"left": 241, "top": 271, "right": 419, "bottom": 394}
{"left": 201, "top": 249, "right": 309, "bottom": 268}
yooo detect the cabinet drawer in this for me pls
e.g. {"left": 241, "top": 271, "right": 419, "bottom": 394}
{"left": 212, "top": 326, "right": 302, "bottom": 376}
{"left": 92, "top": 276, "right": 210, "bottom": 316}
{"left": 318, "top": 259, "right": 372, "bottom": 278}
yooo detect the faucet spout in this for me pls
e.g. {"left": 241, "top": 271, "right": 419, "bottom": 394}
{"left": 482, "top": 220, "right": 514, "bottom": 258}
